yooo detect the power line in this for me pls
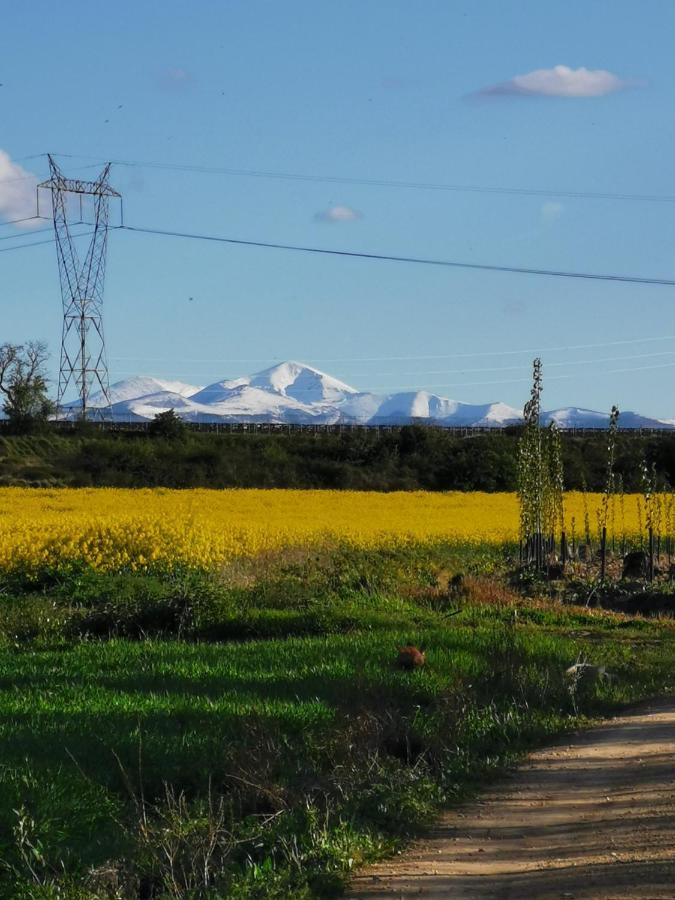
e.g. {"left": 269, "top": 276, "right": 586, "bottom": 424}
{"left": 109, "top": 333, "right": 675, "bottom": 365}
{"left": 0, "top": 235, "right": 57, "bottom": 253}
{"left": 366, "top": 349, "right": 675, "bottom": 377}
{"left": 119, "top": 223, "right": 675, "bottom": 287}
{"left": 607, "top": 360, "right": 675, "bottom": 375}
{"left": 15, "top": 153, "right": 48, "bottom": 162}
{"left": 0, "top": 162, "right": 102, "bottom": 189}
{"left": 6, "top": 216, "right": 675, "bottom": 288}
{"left": 108, "top": 371, "right": 575, "bottom": 390}
{"left": 106, "top": 360, "right": 675, "bottom": 392}
{"left": 52, "top": 152, "right": 675, "bottom": 204}
{"left": 0, "top": 229, "right": 97, "bottom": 254}
{"left": 110, "top": 348, "right": 675, "bottom": 382}
{"left": 321, "top": 334, "right": 675, "bottom": 362}
{"left": 0, "top": 216, "right": 44, "bottom": 231}
{"left": 0, "top": 174, "right": 40, "bottom": 187}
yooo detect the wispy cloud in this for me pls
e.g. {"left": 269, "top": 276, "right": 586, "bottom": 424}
{"left": 314, "top": 204, "right": 362, "bottom": 223}
{"left": 502, "top": 299, "right": 527, "bottom": 318}
{"left": 0, "top": 150, "right": 38, "bottom": 224}
{"left": 541, "top": 201, "right": 564, "bottom": 223}
{"left": 475, "top": 65, "right": 638, "bottom": 98}
{"left": 158, "top": 67, "right": 193, "bottom": 91}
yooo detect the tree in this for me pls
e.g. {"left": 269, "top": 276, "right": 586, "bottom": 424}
{"left": 0, "top": 341, "right": 54, "bottom": 433}
{"left": 148, "top": 408, "right": 187, "bottom": 438}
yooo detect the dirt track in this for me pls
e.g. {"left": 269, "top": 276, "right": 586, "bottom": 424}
{"left": 348, "top": 699, "right": 675, "bottom": 899}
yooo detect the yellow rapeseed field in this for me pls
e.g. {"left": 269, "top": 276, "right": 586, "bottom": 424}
{"left": 0, "top": 487, "right": 653, "bottom": 575}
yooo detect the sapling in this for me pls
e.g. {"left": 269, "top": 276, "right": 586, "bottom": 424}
{"left": 599, "top": 406, "right": 619, "bottom": 580}
{"left": 581, "top": 476, "right": 591, "bottom": 556}
{"left": 517, "top": 359, "right": 544, "bottom": 568}
{"left": 640, "top": 461, "right": 656, "bottom": 579}
{"left": 617, "top": 474, "right": 626, "bottom": 556}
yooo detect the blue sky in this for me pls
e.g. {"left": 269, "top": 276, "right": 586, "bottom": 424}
{"left": 2, "top": 0, "right": 675, "bottom": 416}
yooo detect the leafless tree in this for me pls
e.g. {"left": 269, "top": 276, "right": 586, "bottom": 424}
{"left": 0, "top": 341, "right": 54, "bottom": 431}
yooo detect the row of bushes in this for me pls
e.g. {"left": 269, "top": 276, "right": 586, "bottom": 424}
{"left": 3, "top": 428, "right": 675, "bottom": 490}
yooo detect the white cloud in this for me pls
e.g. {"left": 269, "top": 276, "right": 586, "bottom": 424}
{"left": 0, "top": 150, "right": 38, "bottom": 224}
{"left": 541, "top": 201, "right": 564, "bottom": 223}
{"left": 477, "top": 65, "right": 636, "bottom": 98}
{"left": 502, "top": 299, "right": 527, "bottom": 317}
{"left": 314, "top": 204, "right": 362, "bottom": 223}
{"left": 159, "top": 67, "right": 193, "bottom": 90}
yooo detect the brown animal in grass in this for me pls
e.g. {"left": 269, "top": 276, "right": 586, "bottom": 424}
{"left": 396, "top": 645, "right": 426, "bottom": 670}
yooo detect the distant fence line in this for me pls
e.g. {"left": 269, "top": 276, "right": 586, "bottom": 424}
{"left": 2, "top": 420, "right": 673, "bottom": 437}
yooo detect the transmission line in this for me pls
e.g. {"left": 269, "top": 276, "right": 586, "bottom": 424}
{"left": 0, "top": 224, "right": 51, "bottom": 242}
{"left": 106, "top": 362, "right": 675, "bottom": 392}
{"left": 119, "top": 223, "right": 675, "bottom": 287}
{"left": 4, "top": 217, "right": 675, "bottom": 287}
{"left": 0, "top": 230, "right": 97, "bottom": 254}
{"left": 51, "top": 152, "right": 675, "bottom": 204}
{"left": 0, "top": 174, "right": 40, "bottom": 187}
{"left": 109, "top": 349, "right": 675, "bottom": 383}
{"left": 109, "top": 333, "right": 675, "bottom": 365}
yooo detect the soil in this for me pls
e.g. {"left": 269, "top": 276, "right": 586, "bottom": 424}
{"left": 348, "top": 698, "right": 675, "bottom": 899}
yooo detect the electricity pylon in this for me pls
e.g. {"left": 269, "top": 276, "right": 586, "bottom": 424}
{"left": 38, "top": 155, "right": 120, "bottom": 420}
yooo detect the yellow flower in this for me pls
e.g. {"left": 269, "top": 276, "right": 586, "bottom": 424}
{"left": 0, "top": 487, "right": 648, "bottom": 575}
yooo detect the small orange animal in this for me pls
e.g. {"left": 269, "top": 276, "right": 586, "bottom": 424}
{"left": 396, "top": 645, "right": 426, "bottom": 670}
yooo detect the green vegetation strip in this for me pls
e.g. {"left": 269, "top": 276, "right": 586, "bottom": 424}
{"left": 0, "top": 547, "right": 673, "bottom": 898}
{"left": 2, "top": 428, "right": 675, "bottom": 490}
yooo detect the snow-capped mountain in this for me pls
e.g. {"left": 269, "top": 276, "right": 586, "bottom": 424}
{"left": 344, "top": 392, "right": 522, "bottom": 427}
{"left": 64, "top": 376, "right": 201, "bottom": 411}
{"left": 59, "top": 362, "right": 673, "bottom": 429}
{"left": 249, "top": 360, "right": 356, "bottom": 404}
{"left": 541, "top": 407, "right": 666, "bottom": 429}
{"left": 184, "top": 362, "right": 356, "bottom": 421}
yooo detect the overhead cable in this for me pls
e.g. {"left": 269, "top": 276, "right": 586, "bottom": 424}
{"left": 107, "top": 348, "right": 675, "bottom": 382}
{"left": 51, "top": 152, "right": 675, "bottom": 204}
{"left": 109, "top": 333, "right": 675, "bottom": 364}
{"left": 119, "top": 223, "right": 675, "bottom": 287}
{"left": 107, "top": 361, "right": 675, "bottom": 392}
{"left": 0, "top": 216, "right": 44, "bottom": 230}
{"left": 0, "top": 229, "right": 97, "bottom": 254}
{"left": 5, "top": 217, "right": 675, "bottom": 288}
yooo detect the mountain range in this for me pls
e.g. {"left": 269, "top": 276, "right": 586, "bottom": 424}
{"left": 64, "top": 361, "right": 673, "bottom": 429}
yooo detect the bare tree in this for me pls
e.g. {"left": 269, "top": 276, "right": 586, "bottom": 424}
{"left": 0, "top": 341, "right": 54, "bottom": 432}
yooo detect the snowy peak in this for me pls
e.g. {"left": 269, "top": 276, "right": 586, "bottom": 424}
{"left": 476, "top": 402, "right": 523, "bottom": 426}
{"left": 349, "top": 392, "right": 521, "bottom": 426}
{"left": 542, "top": 408, "right": 667, "bottom": 429}
{"left": 190, "top": 380, "right": 247, "bottom": 405}
{"left": 64, "top": 376, "right": 202, "bottom": 409}
{"left": 191, "top": 362, "right": 357, "bottom": 408}
{"left": 543, "top": 407, "right": 608, "bottom": 428}
{"left": 370, "top": 391, "right": 461, "bottom": 422}
{"left": 249, "top": 361, "right": 358, "bottom": 403}
{"left": 59, "top": 361, "right": 673, "bottom": 428}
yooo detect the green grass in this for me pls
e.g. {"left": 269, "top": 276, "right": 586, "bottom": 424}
{"left": 0, "top": 547, "right": 673, "bottom": 898}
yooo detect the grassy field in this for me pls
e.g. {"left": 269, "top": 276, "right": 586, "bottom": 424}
{"left": 1, "top": 537, "right": 674, "bottom": 898}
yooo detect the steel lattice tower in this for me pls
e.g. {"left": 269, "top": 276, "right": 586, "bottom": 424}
{"left": 38, "top": 155, "right": 120, "bottom": 420}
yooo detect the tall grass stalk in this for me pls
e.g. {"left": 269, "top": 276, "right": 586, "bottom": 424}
{"left": 581, "top": 477, "right": 591, "bottom": 551}
{"left": 640, "top": 461, "right": 656, "bottom": 579}
{"left": 599, "top": 406, "right": 620, "bottom": 579}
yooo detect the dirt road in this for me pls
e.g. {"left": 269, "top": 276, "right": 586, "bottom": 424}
{"left": 348, "top": 699, "right": 675, "bottom": 899}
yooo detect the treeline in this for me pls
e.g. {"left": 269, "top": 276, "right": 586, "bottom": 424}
{"left": 2, "top": 426, "right": 675, "bottom": 491}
